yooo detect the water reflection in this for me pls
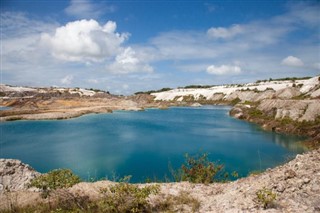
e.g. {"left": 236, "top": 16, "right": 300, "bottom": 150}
{"left": 0, "top": 106, "right": 306, "bottom": 182}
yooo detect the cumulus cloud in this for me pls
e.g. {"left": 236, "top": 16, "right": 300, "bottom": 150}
{"left": 207, "top": 24, "right": 243, "bottom": 39}
{"left": 41, "top": 19, "right": 128, "bottom": 62}
{"left": 106, "top": 47, "right": 153, "bottom": 74}
{"left": 65, "top": 0, "right": 115, "bottom": 19}
{"left": 281, "top": 56, "right": 304, "bottom": 67}
{"left": 61, "top": 75, "right": 74, "bottom": 85}
{"left": 206, "top": 65, "right": 241, "bottom": 75}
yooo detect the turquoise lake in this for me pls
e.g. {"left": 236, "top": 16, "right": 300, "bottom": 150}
{"left": 0, "top": 106, "right": 306, "bottom": 182}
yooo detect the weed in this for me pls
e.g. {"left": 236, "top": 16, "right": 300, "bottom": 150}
{"left": 255, "top": 187, "right": 277, "bottom": 209}
{"left": 29, "top": 169, "right": 81, "bottom": 198}
{"left": 231, "top": 98, "right": 241, "bottom": 106}
{"left": 171, "top": 153, "right": 225, "bottom": 184}
{"left": 153, "top": 190, "right": 200, "bottom": 213}
{"left": 99, "top": 176, "right": 160, "bottom": 212}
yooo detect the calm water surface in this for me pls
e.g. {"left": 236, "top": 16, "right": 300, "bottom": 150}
{"left": 0, "top": 106, "right": 306, "bottom": 182}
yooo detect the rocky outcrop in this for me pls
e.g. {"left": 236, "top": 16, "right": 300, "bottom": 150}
{"left": 310, "top": 88, "right": 320, "bottom": 98}
{"left": 0, "top": 159, "right": 40, "bottom": 192}
{"left": 230, "top": 99, "right": 320, "bottom": 123}
{"left": 257, "top": 99, "right": 320, "bottom": 122}
{"left": 275, "top": 87, "right": 301, "bottom": 99}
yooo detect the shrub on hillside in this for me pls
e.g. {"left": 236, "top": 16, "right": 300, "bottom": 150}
{"left": 255, "top": 187, "right": 277, "bottom": 209}
{"left": 99, "top": 176, "right": 160, "bottom": 212}
{"left": 29, "top": 169, "right": 81, "bottom": 198}
{"left": 171, "top": 153, "right": 227, "bottom": 184}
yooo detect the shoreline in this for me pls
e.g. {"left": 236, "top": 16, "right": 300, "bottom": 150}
{"left": 1, "top": 101, "right": 317, "bottom": 149}
{"left": 1, "top": 148, "right": 319, "bottom": 212}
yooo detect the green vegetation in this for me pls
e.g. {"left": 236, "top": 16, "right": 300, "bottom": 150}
{"left": 248, "top": 108, "right": 264, "bottom": 117}
{"left": 86, "top": 88, "right": 109, "bottom": 93}
{"left": 256, "top": 76, "right": 311, "bottom": 83}
{"left": 255, "top": 187, "right": 277, "bottom": 209}
{"left": 99, "top": 176, "right": 160, "bottom": 212}
{"left": 170, "top": 153, "right": 233, "bottom": 184}
{"left": 231, "top": 97, "right": 241, "bottom": 106}
{"left": 29, "top": 169, "right": 81, "bottom": 198}
{"left": 134, "top": 87, "right": 172, "bottom": 95}
{"left": 5, "top": 173, "right": 201, "bottom": 213}
{"left": 178, "top": 85, "right": 216, "bottom": 89}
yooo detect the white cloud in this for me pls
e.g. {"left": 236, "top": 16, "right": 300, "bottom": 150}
{"left": 281, "top": 56, "right": 304, "bottom": 67}
{"left": 87, "top": 79, "right": 99, "bottom": 84}
{"left": 106, "top": 47, "right": 153, "bottom": 74}
{"left": 207, "top": 24, "right": 243, "bottom": 39}
{"left": 41, "top": 19, "right": 129, "bottom": 62}
{"left": 61, "top": 75, "right": 74, "bottom": 85}
{"left": 206, "top": 65, "right": 241, "bottom": 75}
{"left": 65, "top": 0, "right": 115, "bottom": 19}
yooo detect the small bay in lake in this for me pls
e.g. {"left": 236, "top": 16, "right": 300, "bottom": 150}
{"left": 0, "top": 106, "right": 306, "bottom": 182}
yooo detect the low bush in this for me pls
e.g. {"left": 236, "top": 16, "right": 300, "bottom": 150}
{"left": 171, "top": 153, "right": 227, "bottom": 184}
{"left": 99, "top": 176, "right": 160, "bottom": 212}
{"left": 231, "top": 98, "right": 241, "bottom": 106}
{"left": 29, "top": 169, "right": 81, "bottom": 198}
{"left": 255, "top": 187, "right": 277, "bottom": 209}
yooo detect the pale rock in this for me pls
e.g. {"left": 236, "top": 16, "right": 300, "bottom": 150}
{"left": 275, "top": 87, "right": 301, "bottom": 99}
{"left": 0, "top": 159, "right": 40, "bottom": 192}
{"left": 310, "top": 88, "right": 320, "bottom": 98}
{"left": 299, "top": 102, "right": 320, "bottom": 121}
{"left": 208, "top": 93, "right": 225, "bottom": 101}
{"left": 191, "top": 103, "right": 202, "bottom": 107}
{"left": 300, "top": 76, "right": 320, "bottom": 93}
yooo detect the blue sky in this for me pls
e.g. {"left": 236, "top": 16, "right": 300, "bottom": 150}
{"left": 1, "top": 0, "right": 319, "bottom": 94}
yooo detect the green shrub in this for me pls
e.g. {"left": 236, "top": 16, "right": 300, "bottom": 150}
{"left": 29, "top": 169, "right": 81, "bottom": 198}
{"left": 231, "top": 98, "right": 241, "bottom": 106}
{"left": 171, "top": 153, "right": 225, "bottom": 184}
{"left": 99, "top": 176, "right": 160, "bottom": 212}
{"left": 248, "top": 108, "right": 264, "bottom": 118}
{"left": 255, "top": 187, "right": 277, "bottom": 209}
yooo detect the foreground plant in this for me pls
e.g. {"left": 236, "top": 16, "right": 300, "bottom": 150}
{"left": 255, "top": 187, "right": 277, "bottom": 209}
{"left": 29, "top": 169, "right": 81, "bottom": 198}
{"left": 171, "top": 153, "right": 229, "bottom": 184}
{"left": 99, "top": 176, "right": 160, "bottom": 212}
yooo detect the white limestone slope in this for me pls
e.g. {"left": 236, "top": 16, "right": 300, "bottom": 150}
{"left": 152, "top": 76, "right": 320, "bottom": 101}
{"left": 0, "top": 84, "right": 36, "bottom": 92}
{"left": 0, "top": 84, "right": 100, "bottom": 97}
